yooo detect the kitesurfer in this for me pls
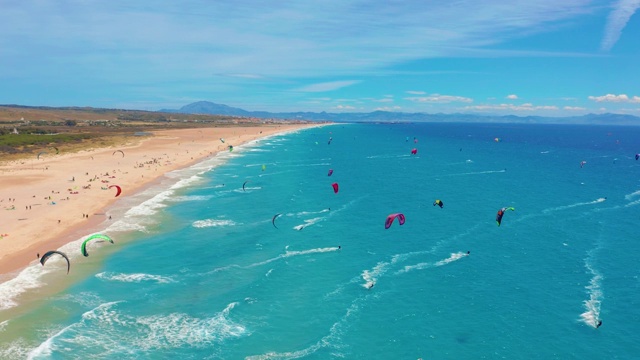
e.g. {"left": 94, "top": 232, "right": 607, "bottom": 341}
{"left": 596, "top": 320, "right": 602, "bottom": 328}
{"left": 368, "top": 283, "right": 375, "bottom": 289}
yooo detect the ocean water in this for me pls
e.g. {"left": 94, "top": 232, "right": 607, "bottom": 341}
{"left": 1, "top": 122, "right": 639, "bottom": 359}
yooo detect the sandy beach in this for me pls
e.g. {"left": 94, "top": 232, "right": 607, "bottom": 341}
{"left": 0, "top": 124, "right": 316, "bottom": 279}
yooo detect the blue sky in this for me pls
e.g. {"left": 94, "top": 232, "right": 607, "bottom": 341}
{"left": 1, "top": 0, "right": 639, "bottom": 117}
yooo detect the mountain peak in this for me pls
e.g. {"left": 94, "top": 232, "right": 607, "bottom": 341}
{"left": 178, "top": 101, "right": 249, "bottom": 116}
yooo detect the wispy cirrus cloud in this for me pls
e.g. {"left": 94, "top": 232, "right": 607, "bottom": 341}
{"left": 220, "top": 73, "right": 265, "bottom": 79}
{"left": 601, "top": 0, "right": 640, "bottom": 51}
{"left": 294, "top": 80, "right": 361, "bottom": 92}
{"left": 588, "top": 94, "right": 640, "bottom": 103}
{"left": 406, "top": 94, "right": 473, "bottom": 103}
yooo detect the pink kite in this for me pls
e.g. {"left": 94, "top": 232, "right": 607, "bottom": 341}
{"left": 411, "top": 148, "right": 417, "bottom": 155}
{"left": 385, "top": 213, "right": 406, "bottom": 229}
{"left": 331, "top": 182, "right": 339, "bottom": 193}
{"left": 328, "top": 169, "right": 334, "bottom": 176}
{"left": 109, "top": 185, "right": 122, "bottom": 197}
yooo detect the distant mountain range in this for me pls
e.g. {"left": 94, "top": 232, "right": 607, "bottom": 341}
{"left": 161, "top": 101, "right": 640, "bottom": 125}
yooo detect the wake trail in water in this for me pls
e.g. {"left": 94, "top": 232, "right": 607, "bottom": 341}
{"left": 397, "top": 251, "right": 469, "bottom": 274}
{"left": 441, "top": 169, "right": 506, "bottom": 177}
{"left": 579, "top": 225, "right": 605, "bottom": 329}
{"left": 206, "top": 246, "right": 341, "bottom": 275}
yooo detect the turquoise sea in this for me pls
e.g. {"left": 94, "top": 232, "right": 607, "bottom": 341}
{"left": 1, "top": 122, "right": 639, "bottom": 359}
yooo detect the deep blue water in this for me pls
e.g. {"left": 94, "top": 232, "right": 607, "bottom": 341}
{"left": 1, "top": 122, "right": 639, "bottom": 359}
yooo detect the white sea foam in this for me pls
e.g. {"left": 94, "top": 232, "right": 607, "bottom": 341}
{"left": 192, "top": 219, "right": 237, "bottom": 228}
{"left": 623, "top": 189, "right": 640, "bottom": 207}
{"left": 167, "top": 194, "right": 215, "bottom": 202}
{"left": 248, "top": 285, "right": 363, "bottom": 360}
{"left": 292, "top": 217, "right": 325, "bottom": 231}
{"left": 0, "top": 265, "right": 46, "bottom": 310}
{"left": 579, "top": 265, "right": 603, "bottom": 328}
{"left": 578, "top": 235, "right": 605, "bottom": 329}
{"left": 96, "top": 272, "right": 175, "bottom": 284}
{"left": 0, "top": 338, "right": 32, "bottom": 359}
{"left": 359, "top": 252, "right": 410, "bottom": 289}
{"left": 434, "top": 251, "right": 468, "bottom": 266}
{"left": 54, "top": 292, "right": 105, "bottom": 308}
{"left": 291, "top": 209, "right": 330, "bottom": 216}
{"left": 27, "top": 301, "right": 247, "bottom": 358}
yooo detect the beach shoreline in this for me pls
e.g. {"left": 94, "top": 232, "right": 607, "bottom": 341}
{"left": 0, "top": 123, "right": 322, "bottom": 282}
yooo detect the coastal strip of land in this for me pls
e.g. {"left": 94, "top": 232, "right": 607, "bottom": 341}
{"left": 0, "top": 123, "right": 318, "bottom": 278}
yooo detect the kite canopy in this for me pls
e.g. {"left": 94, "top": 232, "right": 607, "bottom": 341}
{"left": 242, "top": 180, "right": 250, "bottom": 191}
{"left": 331, "top": 183, "right": 339, "bottom": 193}
{"left": 580, "top": 161, "right": 587, "bottom": 168}
{"left": 37, "top": 151, "right": 48, "bottom": 160}
{"left": 113, "top": 150, "right": 125, "bottom": 157}
{"left": 494, "top": 138, "right": 501, "bottom": 142}
{"left": 411, "top": 148, "right": 417, "bottom": 155}
{"left": 433, "top": 199, "right": 444, "bottom": 208}
{"left": 262, "top": 164, "right": 266, "bottom": 171}
{"left": 496, "top": 207, "right": 515, "bottom": 226}
{"left": 81, "top": 234, "right": 114, "bottom": 257}
{"left": 385, "top": 213, "right": 406, "bottom": 229}
{"left": 109, "top": 185, "right": 122, "bottom": 197}
{"left": 328, "top": 169, "right": 334, "bottom": 177}
{"left": 40, "top": 250, "right": 70, "bottom": 274}
{"left": 272, "top": 213, "right": 282, "bottom": 229}
{"left": 636, "top": 154, "right": 639, "bottom": 160}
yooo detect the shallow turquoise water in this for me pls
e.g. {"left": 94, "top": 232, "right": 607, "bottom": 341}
{"left": 1, "top": 123, "right": 639, "bottom": 359}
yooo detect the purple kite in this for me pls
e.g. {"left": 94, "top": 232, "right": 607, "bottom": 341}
{"left": 328, "top": 169, "right": 334, "bottom": 176}
{"left": 331, "top": 182, "right": 339, "bottom": 193}
{"left": 385, "top": 213, "right": 406, "bottom": 229}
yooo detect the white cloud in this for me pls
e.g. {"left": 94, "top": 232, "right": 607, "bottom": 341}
{"left": 374, "top": 98, "right": 394, "bottom": 103}
{"left": 588, "top": 94, "right": 640, "bottom": 103}
{"left": 601, "top": 0, "right": 640, "bottom": 51}
{"left": 374, "top": 106, "right": 402, "bottom": 111}
{"left": 463, "top": 103, "right": 558, "bottom": 111}
{"left": 406, "top": 90, "right": 426, "bottom": 95}
{"left": 294, "top": 80, "right": 361, "bottom": 92}
{"left": 406, "top": 94, "right": 473, "bottom": 103}
{"left": 563, "top": 106, "right": 586, "bottom": 111}
{"left": 506, "top": 94, "right": 518, "bottom": 100}
{"left": 334, "top": 104, "right": 356, "bottom": 110}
